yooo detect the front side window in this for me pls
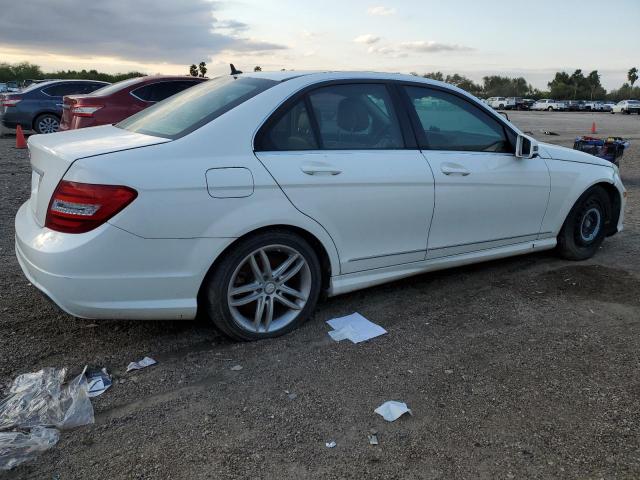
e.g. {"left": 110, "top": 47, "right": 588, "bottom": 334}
{"left": 118, "top": 76, "right": 276, "bottom": 139}
{"left": 308, "top": 84, "right": 404, "bottom": 149}
{"left": 404, "top": 86, "right": 513, "bottom": 153}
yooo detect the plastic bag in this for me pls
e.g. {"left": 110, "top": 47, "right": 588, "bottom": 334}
{"left": 0, "top": 367, "right": 94, "bottom": 430}
{"left": 0, "top": 367, "right": 94, "bottom": 470}
{"left": 0, "top": 427, "right": 59, "bottom": 470}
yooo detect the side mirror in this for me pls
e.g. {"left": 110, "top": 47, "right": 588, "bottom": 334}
{"left": 515, "top": 134, "right": 538, "bottom": 159}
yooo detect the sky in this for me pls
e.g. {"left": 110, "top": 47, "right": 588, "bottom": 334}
{"left": 0, "top": 0, "right": 638, "bottom": 90}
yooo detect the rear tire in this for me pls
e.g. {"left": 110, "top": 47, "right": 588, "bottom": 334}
{"left": 202, "top": 230, "right": 322, "bottom": 341}
{"left": 547, "top": 106, "right": 553, "bottom": 112}
{"left": 34, "top": 113, "right": 60, "bottom": 134}
{"left": 557, "top": 186, "right": 610, "bottom": 261}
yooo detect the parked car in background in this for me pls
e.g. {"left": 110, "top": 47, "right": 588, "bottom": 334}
{"left": 612, "top": 100, "right": 640, "bottom": 114}
{"left": 567, "top": 100, "right": 586, "bottom": 111}
{"left": 515, "top": 98, "right": 536, "bottom": 110}
{"left": 6, "top": 81, "right": 20, "bottom": 92}
{"left": 487, "top": 96, "right": 516, "bottom": 109}
{"left": 0, "top": 83, "right": 7, "bottom": 93}
{"left": 1, "top": 79, "right": 109, "bottom": 133}
{"left": 602, "top": 102, "right": 615, "bottom": 112}
{"left": 15, "top": 70, "right": 625, "bottom": 341}
{"left": 60, "top": 76, "right": 206, "bottom": 131}
{"left": 531, "top": 99, "right": 567, "bottom": 111}
{"left": 584, "top": 100, "right": 606, "bottom": 111}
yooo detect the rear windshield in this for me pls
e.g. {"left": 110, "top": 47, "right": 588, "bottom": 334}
{"left": 117, "top": 76, "right": 277, "bottom": 139}
{"left": 91, "top": 76, "right": 146, "bottom": 96}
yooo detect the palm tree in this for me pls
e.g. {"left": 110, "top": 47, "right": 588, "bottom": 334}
{"left": 628, "top": 67, "right": 638, "bottom": 98}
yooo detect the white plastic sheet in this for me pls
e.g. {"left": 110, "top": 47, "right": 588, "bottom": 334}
{"left": 327, "top": 313, "right": 387, "bottom": 344}
{"left": 374, "top": 401, "right": 412, "bottom": 422}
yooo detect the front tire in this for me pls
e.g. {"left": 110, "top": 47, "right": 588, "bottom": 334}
{"left": 547, "top": 106, "right": 553, "bottom": 112}
{"left": 34, "top": 113, "right": 60, "bottom": 134}
{"left": 557, "top": 186, "right": 610, "bottom": 261}
{"left": 203, "top": 230, "right": 322, "bottom": 341}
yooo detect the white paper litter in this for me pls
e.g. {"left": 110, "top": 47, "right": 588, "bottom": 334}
{"left": 86, "top": 369, "right": 112, "bottom": 398}
{"left": 374, "top": 401, "right": 412, "bottom": 422}
{"left": 230, "top": 365, "right": 243, "bottom": 371}
{"left": 327, "top": 313, "right": 387, "bottom": 344}
{"left": 126, "top": 357, "right": 157, "bottom": 372}
{"left": 325, "top": 440, "right": 336, "bottom": 448}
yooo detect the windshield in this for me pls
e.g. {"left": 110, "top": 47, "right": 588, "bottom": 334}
{"left": 91, "top": 76, "right": 146, "bottom": 96}
{"left": 117, "top": 76, "right": 277, "bottom": 139}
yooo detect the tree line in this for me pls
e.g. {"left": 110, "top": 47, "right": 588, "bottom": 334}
{"left": 410, "top": 67, "right": 639, "bottom": 101}
{"left": 1, "top": 61, "right": 638, "bottom": 101}
{"left": 0, "top": 62, "right": 144, "bottom": 85}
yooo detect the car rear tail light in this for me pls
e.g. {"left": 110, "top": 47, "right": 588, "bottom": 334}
{"left": 71, "top": 105, "right": 103, "bottom": 117}
{"left": 1, "top": 95, "right": 21, "bottom": 107}
{"left": 45, "top": 181, "right": 137, "bottom": 234}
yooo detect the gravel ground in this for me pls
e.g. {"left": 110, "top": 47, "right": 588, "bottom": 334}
{"left": 0, "top": 111, "right": 639, "bottom": 479}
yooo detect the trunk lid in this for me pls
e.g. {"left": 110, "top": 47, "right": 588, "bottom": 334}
{"left": 28, "top": 125, "right": 170, "bottom": 226}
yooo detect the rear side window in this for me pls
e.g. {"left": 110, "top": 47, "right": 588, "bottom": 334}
{"left": 403, "top": 86, "right": 512, "bottom": 153}
{"left": 308, "top": 84, "right": 404, "bottom": 149}
{"left": 42, "top": 83, "right": 102, "bottom": 97}
{"left": 132, "top": 81, "right": 200, "bottom": 102}
{"left": 260, "top": 100, "right": 318, "bottom": 150}
{"left": 118, "top": 76, "right": 276, "bottom": 139}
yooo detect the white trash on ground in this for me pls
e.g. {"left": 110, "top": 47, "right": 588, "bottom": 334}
{"left": 86, "top": 368, "right": 112, "bottom": 398}
{"left": 374, "top": 401, "right": 412, "bottom": 422}
{"left": 126, "top": 356, "right": 157, "bottom": 372}
{"left": 0, "top": 427, "right": 59, "bottom": 470}
{"left": 0, "top": 367, "right": 94, "bottom": 470}
{"left": 325, "top": 440, "right": 336, "bottom": 448}
{"left": 327, "top": 313, "right": 387, "bottom": 344}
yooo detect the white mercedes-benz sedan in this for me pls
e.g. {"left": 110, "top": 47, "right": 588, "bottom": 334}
{"left": 15, "top": 70, "right": 626, "bottom": 340}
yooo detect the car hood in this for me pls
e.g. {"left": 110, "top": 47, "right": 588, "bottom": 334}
{"left": 538, "top": 142, "right": 613, "bottom": 168}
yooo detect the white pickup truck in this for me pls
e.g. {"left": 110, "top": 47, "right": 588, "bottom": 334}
{"left": 531, "top": 99, "right": 567, "bottom": 111}
{"left": 486, "top": 97, "right": 516, "bottom": 110}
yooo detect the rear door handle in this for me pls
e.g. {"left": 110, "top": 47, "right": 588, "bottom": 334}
{"left": 441, "top": 164, "right": 470, "bottom": 176}
{"left": 300, "top": 163, "right": 342, "bottom": 176}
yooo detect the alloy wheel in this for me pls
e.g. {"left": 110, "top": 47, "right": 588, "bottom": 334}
{"left": 37, "top": 116, "right": 59, "bottom": 134}
{"left": 226, "top": 245, "right": 311, "bottom": 334}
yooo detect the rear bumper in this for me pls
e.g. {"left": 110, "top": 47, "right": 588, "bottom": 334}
{"left": 1, "top": 109, "right": 30, "bottom": 129}
{"left": 15, "top": 201, "right": 233, "bottom": 320}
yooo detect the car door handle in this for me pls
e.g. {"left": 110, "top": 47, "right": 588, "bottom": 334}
{"left": 300, "top": 163, "right": 342, "bottom": 176}
{"left": 441, "top": 164, "right": 470, "bottom": 176}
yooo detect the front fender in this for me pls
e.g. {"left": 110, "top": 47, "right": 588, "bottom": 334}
{"left": 540, "top": 158, "right": 620, "bottom": 237}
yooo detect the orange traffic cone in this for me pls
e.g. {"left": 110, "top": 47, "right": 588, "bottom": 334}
{"left": 591, "top": 121, "right": 597, "bottom": 134}
{"left": 15, "top": 125, "right": 27, "bottom": 149}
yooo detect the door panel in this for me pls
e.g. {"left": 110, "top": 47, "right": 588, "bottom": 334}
{"left": 423, "top": 151, "right": 550, "bottom": 258}
{"left": 256, "top": 150, "right": 434, "bottom": 273}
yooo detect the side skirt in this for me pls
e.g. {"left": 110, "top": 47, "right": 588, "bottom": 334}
{"left": 328, "top": 238, "right": 557, "bottom": 297}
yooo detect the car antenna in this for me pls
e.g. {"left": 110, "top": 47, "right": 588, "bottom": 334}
{"left": 230, "top": 64, "right": 243, "bottom": 75}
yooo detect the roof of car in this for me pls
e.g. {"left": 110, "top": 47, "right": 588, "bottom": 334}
{"left": 241, "top": 70, "right": 444, "bottom": 84}
{"left": 30, "top": 79, "right": 110, "bottom": 88}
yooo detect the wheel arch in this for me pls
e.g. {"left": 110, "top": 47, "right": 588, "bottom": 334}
{"left": 197, "top": 224, "right": 335, "bottom": 307}
{"left": 558, "top": 181, "right": 620, "bottom": 237}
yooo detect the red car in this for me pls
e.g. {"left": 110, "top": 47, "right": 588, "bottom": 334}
{"left": 59, "top": 76, "right": 206, "bottom": 130}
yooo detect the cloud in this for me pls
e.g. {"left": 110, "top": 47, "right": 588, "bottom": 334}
{"left": 354, "top": 34, "right": 381, "bottom": 45}
{"left": 367, "top": 6, "right": 396, "bottom": 16}
{"left": 398, "top": 41, "right": 474, "bottom": 53}
{"left": 0, "top": 0, "right": 286, "bottom": 64}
